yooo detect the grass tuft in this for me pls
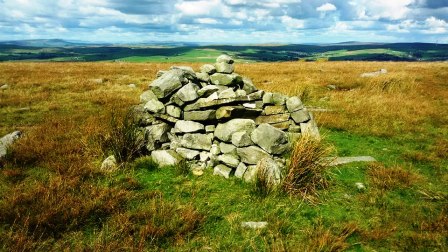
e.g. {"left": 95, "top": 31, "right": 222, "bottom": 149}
{"left": 282, "top": 135, "right": 333, "bottom": 203}
{"left": 367, "top": 163, "right": 420, "bottom": 190}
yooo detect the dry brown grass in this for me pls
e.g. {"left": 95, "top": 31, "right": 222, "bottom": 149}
{"left": 303, "top": 221, "right": 358, "bottom": 252}
{"left": 282, "top": 135, "right": 334, "bottom": 203}
{"left": 367, "top": 163, "right": 421, "bottom": 190}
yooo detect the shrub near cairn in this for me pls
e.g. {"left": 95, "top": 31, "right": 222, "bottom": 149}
{"left": 134, "top": 55, "right": 320, "bottom": 184}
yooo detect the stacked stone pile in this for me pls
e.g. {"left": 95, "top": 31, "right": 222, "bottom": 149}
{"left": 135, "top": 55, "right": 319, "bottom": 182}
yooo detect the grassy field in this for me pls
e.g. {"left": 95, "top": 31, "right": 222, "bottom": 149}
{"left": 0, "top": 61, "right": 447, "bottom": 251}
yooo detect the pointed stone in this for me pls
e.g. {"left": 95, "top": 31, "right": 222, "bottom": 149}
{"left": 237, "top": 146, "right": 270, "bottom": 165}
{"left": 149, "top": 69, "right": 188, "bottom": 99}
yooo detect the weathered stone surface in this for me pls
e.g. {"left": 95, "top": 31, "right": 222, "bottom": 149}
{"left": 215, "top": 119, "right": 256, "bottom": 142}
{"left": 271, "top": 121, "right": 290, "bottom": 130}
{"left": 144, "top": 99, "right": 165, "bottom": 114}
{"left": 213, "top": 164, "right": 232, "bottom": 179}
{"left": 140, "top": 90, "right": 158, "bottom": 104}
{"left": 170, "top": 94, "right": 185, "bottom": 107}
{"left": 153, "top": 114, "right": 178, "bottom": 124}
{"left": 132, "top": 105, "right": 155, "bottom": 126}
{"left": 0, "top": 131, "right": 21, "bottom": 159}
{"left": 210, "top": 73, "right": 242, "bottom": 86}
{"left": 262, "top": 92, "right": 273, "bottom": 104}
{"left": 251, "top": 124, "right": 289, "bottom": 155}
{"left": 184, "top": 110, "right": 217, "bottom": 121}
{"left": 235, "top": 162, "right": 247, "bottom": 178}
{"left": 0, "top": 84, "right": 10, "bottom": 90}
{"left": 166, "top": 105, "right": 182, "bottom": 118}
{"left": 145, "top": 123, "right": 171, "bottom": 151}
{"left": 176, "top": 148, "right": 200, "bottom": 160}
{"left": 288, "top": 123, "right": 301, "bottom": 133}
{"left": 216, "top": 54, "right": 234, "bottom": 64}
{"left": 272, "top": 93, "right": 287, "bottom": 105}
{"left": 218, "top": 88, "right": 236, "bottom": 99}
{"left": 216, "top": 106, "right": 262, "bottom": 120}
{"left": 263, "top": 106, "right": 286, "bottom": 115}
{"left": 288, "top": 132, "right": 302, "bottom": 143}
{"left": 198, "top": 85, "right": 226, "bottom": 97}
{"left": 170, "top": 66, "right": 196, "bottom": 80}
{"left": 205, "top": 125, "right": 215, "bottom": 132}
{"left": 286, "top": 96, "right": 304, "bottom": 112}
{"left": 151, "top": 150, "right": 182, "bottom": 166}
{"left": 180, "top": 133, "right": 213, "bottom": 151}
{"left": 291, "top": 109, "right": 311, "bottom": 123}
{"left": 255, "top": 114, "right": 290, "bottom": 125}
{"left": 237, "top": 146, "right": 270, "bottom": 165}
{"left": 174, "top": 120, "right": 205, "bottom": 133}
{"left": 219, "top": 142, "right": 237, "bottom": 155}
{"left": 218, "top": 154, "right": 240, "bottom": 168}
{"left": 256, "top": 157, "right": 283, "bottom": 186}
{"left": 174, "top": 83, "right": 199, "bottom": 102}
{"left": 150, "top": 69, "right": 187, "bottom": 99}
{"left": 196, "top": 72, "right": 210, "bottom": 83}
{"left": 231, "top": 131, "right": 253, "bottom": 147}
{"left": 199, "top": 152, "right": 211, "bottom": 162}
{"left": 200, "top": 64, "right": 216, "bottom": 74}
{"left": 100, "top": 155, "right": 117, "bottom": 172}
{"left": 210, "top": 144, "right": 221, "bottom": 155}
{"left": 300, "top": 116, "right": 320, "bottom": 140}
{"left": 215, "top": 62, "right": 234, "bottom": 74}
{"left": 156, "top": 70, "right": 166, "bottom": 78}
{"left": 184, "top": 90, "right": 264, "bottom": 111}
{"left": 235, "top": 89, "right": 247, "bottom": 97}
{"left": 243, "top": 165, "right": 258, "bottom": 182}
{"left": 242, "top": 77, "right": 257, "bottom": 94}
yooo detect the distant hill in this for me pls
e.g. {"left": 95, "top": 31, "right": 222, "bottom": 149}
{"left": 0, "top": 40, "right": 446, "bottom": 62}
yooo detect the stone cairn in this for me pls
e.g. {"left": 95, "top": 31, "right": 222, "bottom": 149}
{"left": 135, "top": 55, "right": 319, "bottom": 182}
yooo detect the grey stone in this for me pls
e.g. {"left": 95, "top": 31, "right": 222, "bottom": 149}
{"left": 242, "top": 77, "right": 258, "bottom": 94}
{"left": 170, "top": 94, "right": 185, "bottom": 107}
{"left": 144, "top": 99, "right": 165, "bottom": 114}
{"left": 132, "top": 105, "right": 155, "bottom": 126}
{"left": 218, "top": 88, "right": 236, "bottom": 99}
{"left": 234, "top": 162, "right": 247, "bottom": 178}
{"left": 288, "top": 123, "right": 301, "bottom": 133}
{"left": 213, "top": 164, "right": 232, "bottom": 179}
{"left": 255, "top": 114, "right": 290, "bottom": 124}
{"left": 180, "top": 133, "right": 213, "bottom": 151}
{"left": 198, "top": 85, "right": 226, "bottom": 97}
{"left": 128, "top": 84, "right": 136, "bottom": 88}
{"left": 241, "top": 222, "right": 268, "bottom": 229}
{"left": 210, "top": 73, "right": 242, "bottom": 86}
{"left": 262, "top": 92, "right": 273, "bottom": 104}
{"left": 100, "top": 155, "right": 117, "bottom": 172}
{"left": 215, "top": 119, "right": 256, "bottom": 142}
{"left": 140, "top": 90, "right": 158, "bottom": 104}
{"left": 174, "top": 83, "right": 199, "bottom": 102}
{"left": 151, "top": 150, "right": 183, "bottom": 166}
{"left": 170, "top": 66, "right": 197, "bottom": 80}
{"left": 166, "top": 105, "right": 182, "bottom": 118}
{"left": 231, "top": 131, "right": 253, "bottom": 147}
{"left": 210, "top": 144, "right": 221, "bottom": 155}
{"left": 251, "top": 124, "right": 289, "bottom": 155}
{"left": 174, "top": 120, "right": 205, "bottom": 133}
{"left": 219, "top": 142, "right": 237, "bottom": 155}
{"left": 205, "top": 125, "right": 215, "bottom": 133}
{"left": 243, "top": 103, "right": 256, "bottom": 109}
{"left": 196, "top": 72, "right": 210, "bottom": 83}
{"left": 0, "top": 84, "right": 10, "bottom": 90}
{"left": 149, "top": 69, "right": 188, "bottom": 99}
{"left": 216, "top": 54, "right": 234, "bottom": 64}
{"left": 184, "top": 91, "right": 264, "bottom": 111}
{"left": 200, "top": 152, "right": 211, "bottom": 162}
{"left": 236, "top": 146, "right": 270, "bottom": 165}
{"left": 200, "top": 64, "right": 216, "bottom": 74}
{"left": 263, "top": 106, "right": 286, "bottom": 115}
{"left": 145, "top": 123, "right": 171, "bottom": 151}
{"left": 287, "top": 132, "right": 302, "bottom": 143}
{"left": 355, "top": 182, "right": 366, "bottom": 190}
{"left": 153, "top": 114, "right": 178, "bottom": 124}
{"left": 291, "top": 109, "right": 311, "bottom": 123}
{"left": 218, "top": 154, "right": 240, "bottom": 168}
{"left": 183, "top": 110, "right": 216, "bottom": 121}
{"left": 243, "top": 165, "right": 258, "bottom": 182}
{"left": 156, "top": 70, "right": 166, "bottom": 78}
{"left": 176, "top": 148, "right": 200, "bottom": 160}
{"left": 272, "top": 93, "right": 287, "bottom": 105}
{"left": 300, "top": 112, "right": 320, "bottom": 140}
{"left": 271, "top": 121, "right": 291, "bottom": 130}
{"left": 235, "top": 89, "right": 247, "bottom": 97}
{"left": 326, "top": 156, "right": 377, "bottom": 166}
{"left": 0, "top": 131, "right": 21, "bottom": 159}
{"left": 215, "top": 62, "right": 234, "bottom": 74}
{"left": 256, "top": 157, "right": 283, "bottom": 186}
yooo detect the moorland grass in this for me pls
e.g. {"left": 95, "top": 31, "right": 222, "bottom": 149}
{"left": 0, "top": 61, "right": 447, "bottom": 251}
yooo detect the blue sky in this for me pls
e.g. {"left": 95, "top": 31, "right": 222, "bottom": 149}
{"left": 0, "top": 0, "right": 447, "bottom": 44}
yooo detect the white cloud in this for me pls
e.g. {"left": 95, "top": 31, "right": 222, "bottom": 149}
{"left": 281, "top": 15, "right": 305, "bottom": 29}
{"left": 175, "top": 0, "right": 222, "bottom": 16}
{"left": 354, "top": 0, "right": 415, "bottom": 20}
{"left": 423, "top": 16, "right": 447, "bottom": 34}
{"left": 316, "top": 3, "right": 337, "bottom": 12}
{"left": 195, "top": 18, "right": 220, "bottom": 24}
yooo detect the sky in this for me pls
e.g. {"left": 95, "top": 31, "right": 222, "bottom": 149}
{"left": 0, "top": 0, "right": 447, "bottom": 44}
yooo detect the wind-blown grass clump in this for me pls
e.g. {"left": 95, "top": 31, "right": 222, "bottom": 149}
{"left": 282, "top": 135, "right": 333, "bottom": 203}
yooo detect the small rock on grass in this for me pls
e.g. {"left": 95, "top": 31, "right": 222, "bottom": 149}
{"left": 241, "top": 222, "right": 268, "bottom": 229}
{"left": 101, "top": 155, "right": 117, "bottom": 172}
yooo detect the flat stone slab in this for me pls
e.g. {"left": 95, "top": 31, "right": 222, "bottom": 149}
{"left": 184, "top": 91, "right": 264, "bottom": 111}
{"left": 326, "top": 156, "right": 377, "bottom": 166}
